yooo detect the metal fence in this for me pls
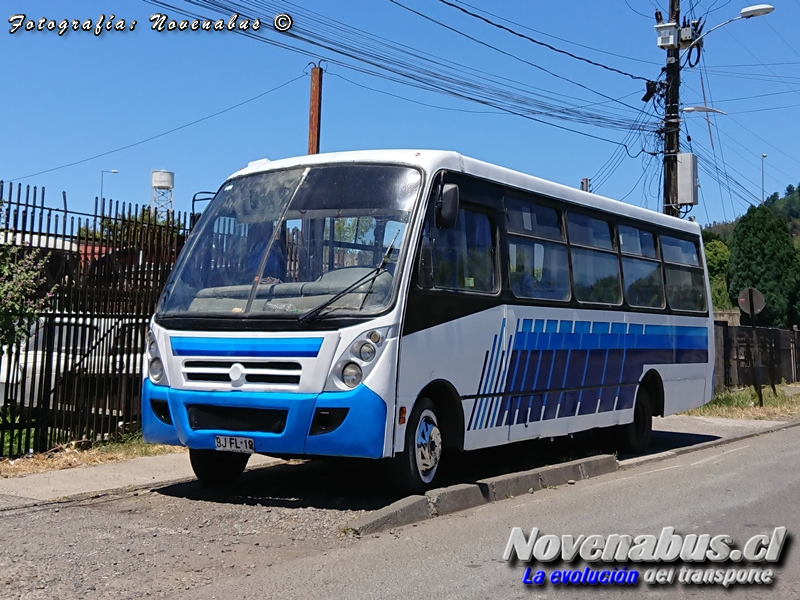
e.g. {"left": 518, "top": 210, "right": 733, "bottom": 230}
{"left": 0, "top": 181, "right": 189, "bottom": 456}
{"left": 714, "top": 321, "right": 799, "bottom": 393}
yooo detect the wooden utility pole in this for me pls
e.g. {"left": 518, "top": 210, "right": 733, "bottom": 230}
{"left": 308, "top": 65, "right": 323, "bottom": 154}
{"left": 662, "top": 0, "right": 681, "bottom": 217}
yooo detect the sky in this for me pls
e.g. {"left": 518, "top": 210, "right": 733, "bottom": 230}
{"left": 2, "top": 0, "right": 799, "bottom": 226}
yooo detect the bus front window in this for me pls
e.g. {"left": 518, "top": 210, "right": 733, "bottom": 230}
{"left": 159, "top": 164, "right": 421, "bottom": 318}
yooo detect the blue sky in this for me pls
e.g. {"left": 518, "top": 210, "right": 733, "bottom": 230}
{"left": 2, "top": 0, "right": 798, "bottom": 225}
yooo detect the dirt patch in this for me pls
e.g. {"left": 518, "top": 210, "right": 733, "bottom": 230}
{"left": 0, "top": 437, "right": 185, "bottom": 478}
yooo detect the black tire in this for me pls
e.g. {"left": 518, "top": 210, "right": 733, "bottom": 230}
{"left": 386, "top": 397, "right": 443, "bottom": 494}
{"left": 189, "top": 449, "right": 250, "bottom": 486}
{"left": 616, "top": 386, "right": 653, "bottom": 454}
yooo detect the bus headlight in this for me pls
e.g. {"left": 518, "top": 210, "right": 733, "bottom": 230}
{"left": 149, "top": 357, "right": 165, "bottom": 384}
{"left": 358, "top": 342, "right": 376, "bottom": 362}
{"left": 342, "top": 362, "right": 362, "bottom": 388}
{"left": 146, "top": 330, "right": 159, "bottom": 357}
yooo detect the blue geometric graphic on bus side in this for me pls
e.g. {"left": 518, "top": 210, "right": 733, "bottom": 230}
{"left": 469, "top": 319, "right": 708, "bottom": 431}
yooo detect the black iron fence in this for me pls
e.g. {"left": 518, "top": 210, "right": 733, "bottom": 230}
{"left": 0, "top": 181, "right": 189, "bottom": 456}
{"left": 714, "top": 321, "right": 800, "bottom": 393}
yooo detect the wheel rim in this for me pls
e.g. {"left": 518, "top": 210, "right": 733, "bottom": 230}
{"left": 414, "top": 409, "right": 442, "bottom": 484}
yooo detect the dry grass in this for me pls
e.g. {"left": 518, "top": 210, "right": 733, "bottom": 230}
{"left": 684, "top": 385, "right": 800, "bottom": 420}
{"left": 0, "top": 433, "right": 185, "bottom": 479}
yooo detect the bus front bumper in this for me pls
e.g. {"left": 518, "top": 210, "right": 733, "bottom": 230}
{"left": 141, "top": 380, "right": 387, "bottom": 459}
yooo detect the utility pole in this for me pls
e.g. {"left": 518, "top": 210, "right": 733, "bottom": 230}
{"left": 662, "top": 0, "right": 681, "bottom": 217}
{"left": 308, "top": 65, "right": 323, "bottom": 155}
{"left": 580, "top": 178, "right": 591, "bottom": 192}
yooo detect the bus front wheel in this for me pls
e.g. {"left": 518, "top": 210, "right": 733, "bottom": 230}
{"left": 616, "top": 387, "right": 653, "bottom": 454}
{"left": 389, "top": 397, "right": 443, "bottom": 493}
{"left": 189, "top": 449, "right": 250, "bottom": 486}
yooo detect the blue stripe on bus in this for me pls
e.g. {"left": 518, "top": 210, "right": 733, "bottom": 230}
{"left": 468, "top": 320, "right": 709, "bottom": 431}
{"left": 170, "top": 336, "right": 323, "bottom": 358}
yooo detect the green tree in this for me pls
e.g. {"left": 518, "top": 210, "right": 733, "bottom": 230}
{"left": 727, "top": 205, "right": 799, "bottom": 327}
{"left": 704, "top": 239, "right": 733, "bottom": 310}
{"left": 0, "top": 208, "right": 52, "bottom": 349}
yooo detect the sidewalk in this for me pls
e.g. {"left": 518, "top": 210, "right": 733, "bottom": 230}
{"left": 0, "top": 414, "right": 794, "bottom": 505}
{"left": 0, "top": 451, "right": 280, "bottom": 504}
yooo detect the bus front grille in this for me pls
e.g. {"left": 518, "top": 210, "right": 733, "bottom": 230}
{"left": 181, "top": 360, "right": 301, "bottom": 386}
{"left": 186, "top": 405, "right": 288, "bottom": 434}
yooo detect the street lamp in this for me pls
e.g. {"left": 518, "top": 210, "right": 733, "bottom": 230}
{"left": 100, "top": 169, "right": 118, "bottom": 202}
{"left": 761, "top": 153, "right": 767, "bottom": 203}
{"left": 681, "top": 106, "right": 726, "bottom": 115}
{"left": 684, "top": 4, "right": 774, "bottom": 52}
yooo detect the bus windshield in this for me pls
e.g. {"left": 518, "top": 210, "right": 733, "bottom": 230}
{"left": 158, "top": 163, "right": 422, "bottom": 318}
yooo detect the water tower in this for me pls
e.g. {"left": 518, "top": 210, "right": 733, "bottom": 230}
{"left": 151, "top": 170, "right": 174, "bottom": 216}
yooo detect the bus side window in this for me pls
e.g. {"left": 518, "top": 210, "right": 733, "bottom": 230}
{"left": 567, "top": 212, "right": 622, "bottom": 305}
{"left": 661, "top": 235, "right": 706, "bottom": 311}
{"left": 619, "top": 225, "right": 664, "bottom": 309}
{"left": 423, "top": 208, "right": 496, "bottom": 293}
{"left": 508, "top": 238, "right": 570, "bottom": 301}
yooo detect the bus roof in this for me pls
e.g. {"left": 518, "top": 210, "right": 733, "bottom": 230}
{"left": 228, "top": 149, "right": 701, "bottom": 236}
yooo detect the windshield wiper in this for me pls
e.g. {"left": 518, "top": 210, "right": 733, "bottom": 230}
{"left": 298, "top": 232, "right": 400, "bottom": 324}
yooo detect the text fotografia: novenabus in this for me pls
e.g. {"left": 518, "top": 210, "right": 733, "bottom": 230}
{"left": 149, "top": 13, "right": 293, "bottom": 33}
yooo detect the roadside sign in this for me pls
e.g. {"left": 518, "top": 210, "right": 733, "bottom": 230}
{"left": 738, "top": 287, "right": 765, "bottom": 316}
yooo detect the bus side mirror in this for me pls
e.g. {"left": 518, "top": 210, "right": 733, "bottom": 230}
{"left": 435, "top": 183, "right": 459, "bottom": 229}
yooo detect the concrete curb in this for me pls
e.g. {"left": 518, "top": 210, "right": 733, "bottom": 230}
{"left": 348, "top": 454, "right": 618, "bottom": 536}
{"left": 619, "top": 417, "right": 800, "bottom": 470}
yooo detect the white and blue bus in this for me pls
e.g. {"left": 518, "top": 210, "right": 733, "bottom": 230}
{"left": 142, "top": 150, "right": 713, "bottom": 491}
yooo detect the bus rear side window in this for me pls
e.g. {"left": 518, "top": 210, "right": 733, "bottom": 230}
{"left": 665, "top": 266, "right": 707, "bottom": 311}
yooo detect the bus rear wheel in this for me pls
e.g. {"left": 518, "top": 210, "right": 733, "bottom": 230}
{"left": 189, "top": 449, "right": 250, "bottom": 486}
{"left": 616, "top": 387, "right": 653, "bottom": 454}
{"left": 388, "top": 398, "right": 443, "bottom": 494}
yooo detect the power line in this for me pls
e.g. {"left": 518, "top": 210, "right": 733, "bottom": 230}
{"left": 385, "top": 0, "right": 649, "bottom": 115}
{"left": 328, "top": 72, "right": 504, "bottom": 114}
{"left": 9, "top": 74, "right": 305, "bottom": 181}
{"left": 709, "top": 89, "right": 800, "bottom": 104}
{"left": 164, "top": 0, "right": 653, "bottom": 127}
{"left": 624, "top": 0, "right": 653, "bottom": 20}
{"left": 437, "top": 0, "right": 651, "bottom": 81}
{"left": 455, "top": 0, "right": 662, "bottom": 66}
{"left": 764, "top": 21, "right": 800, "bottom": 61}
{"left": 729, "top": 102, "right": 800, "bottom": 115}
{"left": 145, "top": 0, "right": 656, "bottom": 154}
{"left": 703, "top": 61, "right": 800, "bottom": 68}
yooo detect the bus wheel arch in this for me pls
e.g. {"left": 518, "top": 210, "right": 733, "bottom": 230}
{"left": 640, "top": 369, "right": 665, "bottom": 417}
{"left": 615, "top": 370, "right": 662, "bottom": 454}
{"left": 387, "top": 380, "right": 463, "bottom": 493}
{"left": 417, "top": 379, "right": 464, "bottom": 454}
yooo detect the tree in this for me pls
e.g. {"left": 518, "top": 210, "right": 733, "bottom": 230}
{"left": 786, "top": 184, "right": 796, "bottom": 197}
{"left": 727, "top": 205, "right": 799, "bottom": 328}
{"left": 0, "top": 216, "right": 52, "bottom": 349}
{"left": 704, "top": 239, "right": 733, "bottom": 310}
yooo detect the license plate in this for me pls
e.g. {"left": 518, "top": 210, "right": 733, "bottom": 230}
{"left": 214, "top": 436, "right": 255, "bottom": 453}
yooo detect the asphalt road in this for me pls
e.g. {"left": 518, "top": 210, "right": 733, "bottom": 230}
{"left": 0, "top": 423, "right": 797, "bottom": 599}
{"left": 180, "top": 426, "right": 800, "bottom": 600}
